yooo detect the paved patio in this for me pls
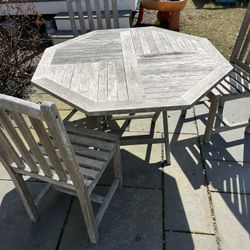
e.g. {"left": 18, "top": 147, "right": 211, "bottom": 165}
{"left": 0, "top": 88, "right": 249, "bottom": 250}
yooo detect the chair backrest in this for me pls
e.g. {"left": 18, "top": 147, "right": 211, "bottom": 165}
{"left": 230, "top": 3, "right": 250, "bottom": 74}
{"left": 66, "top": 0, "right": 119, "bottom": 37}
{"left": 0, "top": 94, "right": 85, "bottom": 190}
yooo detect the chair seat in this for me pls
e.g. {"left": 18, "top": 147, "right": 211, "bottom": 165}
{"left": 211, "top": 67, "right": 250, "bottom": 97}
{"left": 66, "top": 125, "right": 118, "bottom": 192}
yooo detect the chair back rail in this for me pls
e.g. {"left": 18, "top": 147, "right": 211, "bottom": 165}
{"left": 66, "top": 0, "right": 119, "bottom": 36}
{"left": 230, "top": 3, "right": 250, "bottom": 74}
{"left": 0, "top": 94, "right": 85, "bottom": 188}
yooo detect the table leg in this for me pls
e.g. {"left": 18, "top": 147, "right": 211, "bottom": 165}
{"left": 162, "top": 111, "right": 171, "bottom": 165}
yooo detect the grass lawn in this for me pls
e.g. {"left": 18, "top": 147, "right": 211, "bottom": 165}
{"left": 144, "top": 0, "right": 248, "bottom": 59}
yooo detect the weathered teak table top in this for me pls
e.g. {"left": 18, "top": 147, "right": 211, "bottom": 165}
{"left": 32, "top": 27, "right": 232, "bottom": 116}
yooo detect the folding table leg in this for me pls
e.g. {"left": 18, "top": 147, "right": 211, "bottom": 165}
{"left": 162, "top": 111, "right": 171, "bottom": 165}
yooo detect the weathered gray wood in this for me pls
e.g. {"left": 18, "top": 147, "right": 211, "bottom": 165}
{"left": 85, "top": 0, "right": 95, "bottom": 31}
{"left": 0, "top": 161, "right": 40, "bottom": 222}
{"left": 204, "top": 95, "right": 219, "bottom": 143}
{"left": 0, "top": 94, "right": 42, "bottom": 119}
{"left": 66, "top": 0, "right": 121, "bottom": 35}
{"left": 29, "top": 117, "right": 67, "bottom": 181}
{"left": 34, "top": 183, "right": 52, "bottom": 206}
{"left": 10, "top": 112, "right": 53, "bottom": 177}
{"left": 0, "top": 110, "right": 39, "bottom": 172}
{"left": 203, "top": 3, "right": 250, "bottom": 142}
{"left": 103, "top": 0, "right": 111, "bottom": 28}
{"left": 95, "top": 178, "right": 119, "bottom": 226}
{"left": 76, "top": 0, "right": 86, "bottom": 34}
{"left": 0, "top": 128, "right": 25, "bottom": 170}
{"left": 162, "top": 111, "right": 171, "bottom": 165}
{"left": 112, "top": 145, "right": 123, "bottom": 188}
{"left": 112, "top": 0, "right": 119, "bottom": 28}
{"left": 66, "top": 0, "right": 78, "bottom": 37}
{"left": 94, "top": 0, "right": 103, "bottom": 29}
{"left": 0, "top": 95, "right": 122, "bottom": 244}
{"left": 246, "top": 116, "right": 250, "bottom": 133}
{"left": 230, "top": 3, "right": 250, "bottom": 65}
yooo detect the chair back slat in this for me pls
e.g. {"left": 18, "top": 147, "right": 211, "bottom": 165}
{"left": 245, "top": 50, "right": 250, "bottom": 64}
{"left": 40, "top": 102, "right": 86, "bottom": 189}
{"left": 29, "top": 117, "right": 68, "bottom": 181}
{"left": 0, "top": 94, "right": 86, "bottom": 188}
{"left": 230, "top": 3, "right": 250, "bottom": 73}
{"left": 76, "top": 0, "right": 87, "bottom": 33}
{"left": 0, "top": 110, "right": 39, "bottom": 173}
{"left": 0, "top": 128, "right": 25, "bottom": 170}
{"left": 94, "top": 0, "right": 103, "bottom": 29}
{"left": 111, "top": 0, "right": 119, "bottom": 28}
{"left": 85, "top": 0, "right": 95, "bottom": 31}
{"left": 10, "top": 112, "right": 53, "bottom": 177}
{"left": 103, "top": 0, "right": 112, "bottom": 29}
{"left": 67, "top": 0, "right": 120, "bottom": 36}
{"left": 66, "top": 0, "right": 78, "bottom": 37}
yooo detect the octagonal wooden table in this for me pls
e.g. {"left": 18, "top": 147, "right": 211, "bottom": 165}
{"left": 32, "top": 27, "right": 232, "bottom": 164}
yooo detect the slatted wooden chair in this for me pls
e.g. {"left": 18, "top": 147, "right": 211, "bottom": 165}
{"left": 0, "top": 94, "right": 122, "bottom": 244}
{"left": 201, "top": 6, "right": 250, "bottom": 143}
{"left": 66, "top": 0, "right": 120, "bottom": 37}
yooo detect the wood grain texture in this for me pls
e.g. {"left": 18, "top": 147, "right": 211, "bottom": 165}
{"left": 32, "top": 27, "right": 233, "bottom": 115}
{"left": 0, "top": 94, "right": 122, "bottom": 244}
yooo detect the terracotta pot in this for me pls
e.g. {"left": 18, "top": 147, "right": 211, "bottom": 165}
{"left": 140, "top": 0, "right": 187, "bottom": 12}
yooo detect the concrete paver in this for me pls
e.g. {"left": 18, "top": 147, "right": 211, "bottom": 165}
{"left": 206, "top": 160, "right": 250, "bottom": 193}
{"left": 163, "top": 135, "right": 214, "bottom": 234}
{"left": 0, "top": 91, "right": 249, "bottom": 249}
{"left": 0, "top": 180, "right": 72, "bottom": 250}
{"left": 165, "top": 232, "right": 217, "bottom": 250}
{"left": 58, "top": 187, "right": 163, "bottom": 250}
{"left": 128, "top": 109, "right": 197, "bottom": 134}
{"left": 211, "top": 192, "right": 250, "bottom": 250}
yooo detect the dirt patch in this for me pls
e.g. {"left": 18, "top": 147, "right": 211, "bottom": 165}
{"left": 142, "top": 0, "right": 248, "bottom": 59}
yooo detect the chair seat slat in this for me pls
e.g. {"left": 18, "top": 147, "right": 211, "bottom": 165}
{"left": 67, "top": 132, "right": 116, "bottom": 152}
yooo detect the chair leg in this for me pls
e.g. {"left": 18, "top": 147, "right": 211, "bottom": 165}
{"left": 181, "top": 109, "right": 187, "bottom": 117}
{"left": 112, "top": 145, "right": 123, "bottom": 188}
{"left": 135, "top": 5, "right": 144, "bottom": 26}
{"left": 162, "top": 111, "right": 171, "bottom": 165}
{"left": 152, "top": 111, "right": 161, "bottom": 123}
{"left": 204, "top": 95, "right": 219, "bottom": 144}
{"left": 78, "top": 191, "right": 99, "bottom": 244}
{"left": 245, "top": 116, "right": 250, "bottom": 133}
{"left": 11, "top": 172, "right": 39, "bottom": 222}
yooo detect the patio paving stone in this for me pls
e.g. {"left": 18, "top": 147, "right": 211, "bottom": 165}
{"left": 58, "top": 187, "right": 163, "bottom": 250}
{"left": 30, "top": 92, "right": 72, "bottom": 110}
{"left": 165, "top": 232, "right": 217, "bottom": 250}
{"left": 0, "top": 180, "right": 72, "bottom": 250}
{"left": 205, "top": 160, "right": 250, "bottom": 193}
{"left": 128, "top": 109, "right": 197, "bottom": 134}
{"left": 163, "top": 134, "right": 214, "bottom": 234}
{"left": 201, "top": 129, "right": 250, "bottom": 163}
{"left": 0, "top": 162, "right": 10, "bottom": 181}
{"left": 99, "top": 131, "right": 163, "bottom": 188}
{"left": 211, "top": 192, "right": 250, "bottom": 250}
{"left": 194, "top": 97, "right": 250, "bottom": 137}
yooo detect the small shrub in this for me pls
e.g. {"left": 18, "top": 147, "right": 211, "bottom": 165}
{"left": 0, "top": 1, "right": 49, "bottom": 99}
